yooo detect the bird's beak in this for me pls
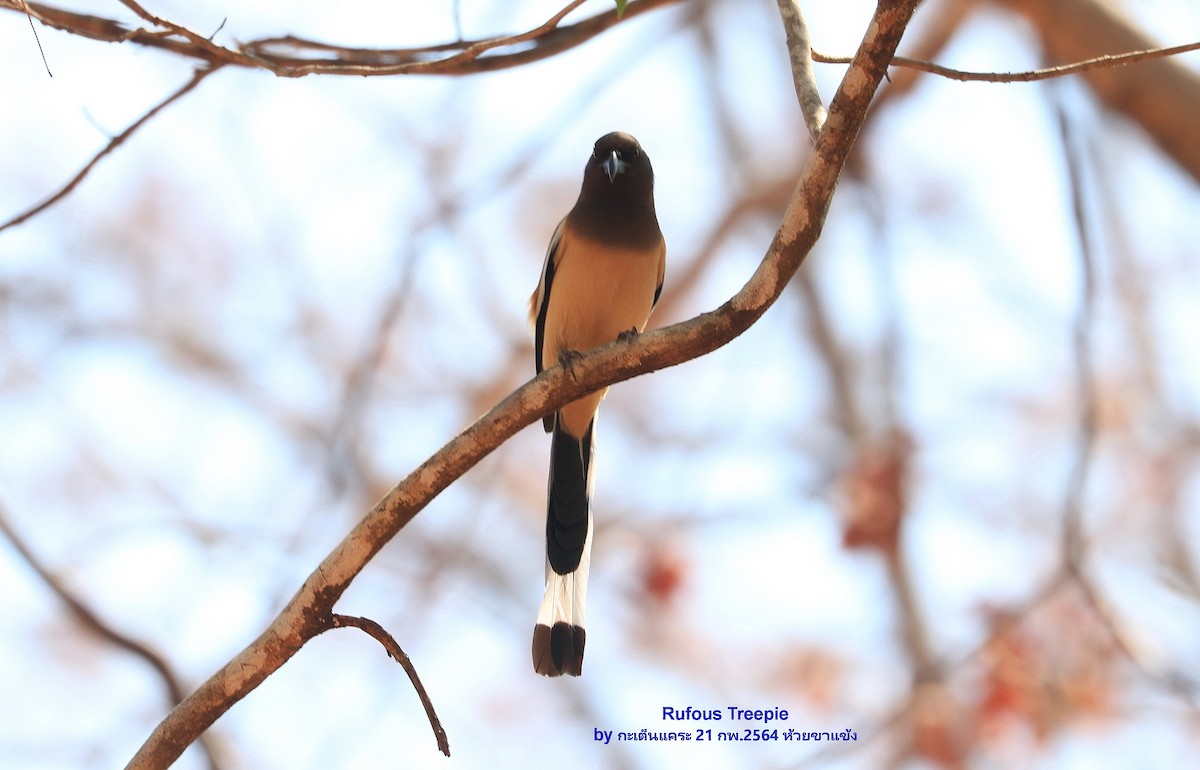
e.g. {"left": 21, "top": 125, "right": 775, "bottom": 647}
{"left": 601, "top": 150, "right": 627, "bottom": 182}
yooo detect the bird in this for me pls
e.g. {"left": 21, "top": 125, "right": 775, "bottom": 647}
{"left": 528, "top": 132, "right": 665, "bottom": 676}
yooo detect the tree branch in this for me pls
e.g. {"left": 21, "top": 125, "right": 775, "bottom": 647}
{"left": 0, "top": 65, "right": 216, "bottom": 234}
{"left": 1054, "top": 91, "right": 1200, "bottom": 705}
{"left": 0, "top": 503, "right": 225, "bottom": 770}
{"left": 774, "top": 0, "right": 827, "bottom": 140}
{"left": 998, "top": 0, "right": 1200, "bottom": 184}
{"left": 1054, "top": 100, "right": 1098, "bottom": 569}
{"left": 326, "top": 615, "right": 448, "bottom": 757}
{"left": 124, "top": 2, "right": 921, "bottom": 767}
{"left": 812, "top": 38, "right": 1200, "bottom": 84}
{"left": 3, "top": 0, "right": 683, "bottom": 77}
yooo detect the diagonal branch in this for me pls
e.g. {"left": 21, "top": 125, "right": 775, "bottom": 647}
{"left": 0, "top": 503, "right": 225, "bottom": 770}
{"left": 0, "top": 65, "right": 217, "bottom": 234}
{"left": 775, "top": 0, "right": 827, "bottom": 140}
{"left": 124, "top": 2, "right": 921, "bottom": 768}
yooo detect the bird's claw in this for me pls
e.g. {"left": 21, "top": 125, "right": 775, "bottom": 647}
{"left": 557, "top": 348, "right": 584, "bottom": 378}
{"left": 616, "top": 327, "right": 640, "bottom": 343}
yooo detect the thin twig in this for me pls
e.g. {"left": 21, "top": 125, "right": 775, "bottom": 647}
{"left": 238, "top": 0, "right": 598, "bottom": 77}
{"left": 871, "top": 0, "right": 976, "bottom": 101}
{"left": 1054, "top": 99, "right": 1098, "bottom": 569}
{"left": 244, "top": 0, "right": 598, "bottom": 76}
{"left": 0, "top": 503, "right": 225, "bottom": 770}
{"left": 795, "top": 265, "right": 866, "bottom": 442}
{"left": 884, "top": 533, "right": 936, "bottom": 683}
{"left": 775, "top": 0, "right": 826, "bottom": 139}
{"left": 115, "top": 0, "right": 249, "bottom": 64}
{"left": 326, "top": 615, "right": 450, "bottom": 757}
{"left": 1072, "top": 571, "right": 1200, "bottom": 703}
{"left": 1056, "top": 97, "right": 1200, "bottom": 706}
{"left": 408, "top": 0, "right": 588, "bottom": 71}
{"left": 0, "top": 65, "right": 217, "bottom": 234}
{"left": 18, "top": 0, "right": 51, "bottom": 75}
{"left": 452, "top": 0, "right": 464, "bottom": 42}
{"left": 812, "top": 38, "right": 1200, "bottom": 83}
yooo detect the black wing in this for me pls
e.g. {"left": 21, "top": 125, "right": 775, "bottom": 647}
{"left": 533, "top": 219, "right": 565, "bottom": 431}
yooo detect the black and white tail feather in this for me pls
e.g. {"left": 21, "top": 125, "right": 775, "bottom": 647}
{"left": 532, "top": 419, "right": 595, "bottom": 676}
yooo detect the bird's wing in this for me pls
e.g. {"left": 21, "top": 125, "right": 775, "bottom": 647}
{"left": 652, "top": 241, "right": 666, "bottom": 310}
{"left": 530, "top": 217, "right": 566, "bottom": 377}
{"left": 530, "top": 218, "right": 567, "bottom": 433}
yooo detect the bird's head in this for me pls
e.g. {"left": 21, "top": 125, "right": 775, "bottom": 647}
{"left": 591, "top": 132, "right": 646, "bottom": 181}
{"left": 580, "top": 131, "right": 654, "bottom": 206}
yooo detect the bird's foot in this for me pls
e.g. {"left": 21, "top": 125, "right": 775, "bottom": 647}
{"left": 557, "top": 348, "right": 584, "bottom": 378}
{"left": 616, "top": 327, "right": 640, "bottom": 343}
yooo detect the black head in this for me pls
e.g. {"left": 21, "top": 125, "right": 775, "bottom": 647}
{"left": 578, "top": 131, "right": 655, "bottom": 206}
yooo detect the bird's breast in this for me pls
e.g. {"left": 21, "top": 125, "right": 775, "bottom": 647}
{"left": 542, "top": 238, "right": 662, "bottom": 365}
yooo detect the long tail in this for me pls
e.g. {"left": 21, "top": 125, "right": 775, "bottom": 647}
{"left": 533, "top": 418, "right": 594, "bottom": 676}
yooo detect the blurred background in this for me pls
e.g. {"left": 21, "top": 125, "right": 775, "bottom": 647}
{"left": 2, "top": 0, "right": 1200, "bottom": 767}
